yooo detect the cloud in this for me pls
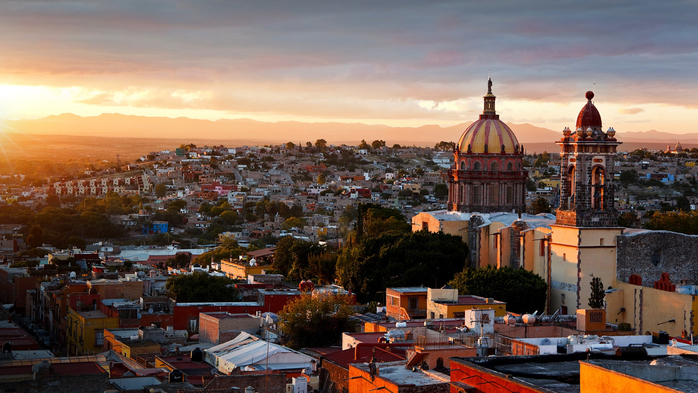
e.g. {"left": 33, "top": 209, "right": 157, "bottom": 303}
{"left": 619, "top": 108, "right": 645, "bottom": 115}
{"left": 1, "top": 0, "right": 698, "bottom": 125}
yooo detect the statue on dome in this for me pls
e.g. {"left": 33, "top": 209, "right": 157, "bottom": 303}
{"left": 487, "top": 78, "right": 493, "bottom": 94}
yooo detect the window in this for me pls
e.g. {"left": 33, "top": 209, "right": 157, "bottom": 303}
{"left": 430, "top": 312, "right": 435, "bottom": 319}
{"left": 539, "top": 240, "right": 545, "bottom": 256}
{"left": 95, "top": 330, "right": 104, "bottom": 346}
{"left": 409, "top": 297, "right": 418, "bottom": 310}
{"left": 473, "top": 162, "right": 481, "bottom": 171}
{"left": 506, "top": 186, "right": 513, "bottom": 204}
{"left": 188, "top": 318, "right": 199, "bottom": 332}
{"left": 600, "top": 238, "right": 604, "bottom": 246}
{"left": 422, "top": 222, "right": 429, "bottom": 231}
{"left": 561, "top": 293, "right": 566, "bottom": 305}
{"left": 489, "top": 185, "right": 498, "bottom": 205}
{"left": 490, "top": 162, "right": 499, "bottom": 171}
{"left": 460, "top": 161, "right": 466, "bottom": 170}
{"left": 563, "top": 253, "right": 566, "bottom": 261}
{"left": 473, "top": 185, "right": 481, "bottom": 205}
{"left": 390, "top": 296, "right": 399, "bottom": 306}
{"left": 507, "top": 162, "right": 513, "bottom": 171}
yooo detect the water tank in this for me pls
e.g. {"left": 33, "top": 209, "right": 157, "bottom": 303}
{"left": 385, "top": 330, "right": 405, "bottom": 342}
{"left": 245, "top": 387, "right": 255, "bottom": 393}
{"left": 522, "top": 314, "right": 536, "bottom": 324}
{"left": 503, "top": 314, "right": 516, "bottom": 325}
{"left": 249, "top": 258, "right": 256, "bottom": 266}
{"left": 677, "top": 286, "right": 692, "bottom": 294}
{"left": 190, "top": 348, "right": 204, "bottom": 362}
{"left": 169, "top": 369, "right": 184, "bottom": 382}
{"left": 69, "top": 271, "right": 77, "bottom": 279}
{"left": 395, "top": 322, "right": 407, "bottom": 328}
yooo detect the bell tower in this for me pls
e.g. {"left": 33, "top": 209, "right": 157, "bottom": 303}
{"left": 556, "top": 91, "right": 621, "bottom": 227}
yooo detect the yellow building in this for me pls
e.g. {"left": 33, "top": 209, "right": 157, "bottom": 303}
{"left": 426, "top": 287, "right": 506, "bottom": 318}
{"left": 548, "top": 225, "right": 623, "bottom": 315}
{"left": 220, "top": 259, "right": 266, "bottom": 279}
{"left": 605, "top": 282, "right": 698, "bottom": 338}
{"left": 67, "top": 308, "right": 119, "bottom": 356}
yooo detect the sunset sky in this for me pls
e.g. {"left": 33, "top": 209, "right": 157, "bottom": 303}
{"left": 1, "top": 1, "right": 697, "bottom": 134}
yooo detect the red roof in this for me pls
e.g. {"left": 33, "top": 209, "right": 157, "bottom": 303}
{"left": 576, "top": 91, "right": 602, "bottom": 130}
{"left": 323, "top": 346, "right": 405, "bottom": 369}
{"left": 0, "top": 362, "right": 105, "bottom": 376}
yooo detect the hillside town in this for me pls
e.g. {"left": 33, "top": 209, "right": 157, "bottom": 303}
{"left": 2, "top": 86, "right": 698, "bottom": 392}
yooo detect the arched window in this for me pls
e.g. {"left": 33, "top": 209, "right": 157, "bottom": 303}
{"left": 473, "top": 162, "right": 481, "bottom": 171}
{"left": 460, "top": 161, "right": 466, "bottom": 170}
{"left": 436, "top": 357, "right": 444, "bottom": 368}
{"left": 591, "top": 166, "right": 605, "bottom": 210}
{"left": 490, "top": 162, "right": 499, "bottom": 171}
{"left": 507, "top": 162, "right": 513, "bottom": 171}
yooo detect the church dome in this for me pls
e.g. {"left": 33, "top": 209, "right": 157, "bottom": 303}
{"left": 457, "top": 78, "right": 520, "bottom": 154}
{"left": 457, "top": 118, "right": 520, "bottom": 154}
{"left": 576, "top": 91, "right": 602, "bottom": 131}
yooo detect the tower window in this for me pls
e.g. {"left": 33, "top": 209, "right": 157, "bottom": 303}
{"left": 507, "top": 162, "right": 513, "bottom": 171}
{"left": 490, "top": 162, "right": 499, "bottom": 171}
{"left": 473, "top": 162, "right": 481, "bottom": 171}
{"left": 460, "top": 161, "right": 466, "bottom": 170}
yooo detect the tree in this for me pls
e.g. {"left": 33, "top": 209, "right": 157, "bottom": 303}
{"left": 676, "top": 196, "right": 691, "bottom": 212}
{"left": 643, "top": 211, "right": 698, "bottom": 234}
{"left": 617, "top": 211, "right": 638, "bottom": 228}
{"left": 165, "top": 272, "right": 239, "bottom": 303}
{"left": 434, "top": 141, "right": 455, "bottom": 151}
{"left": 358, "top": 139, "right": 371, "bottom": 150}
{"left": 434, "top": 184, "right": 448, "bottom": 199}
{"left": 354, "top": 204, "right": 410, "bottom": 241}
{"left": 286, "top": 142, "right": 295, "bottom": 149}
{"left": 336, "top": 231, "right": 468, "bottom": 302}
{"left": 317, "top": 173, "right": 327, "bottom": 185}
{"left": 155, "top": 183, "right": 167, "bottom": 198}
{"left": 279, "top": 294, "right": 356, "bottom": 349}
{"left": 281, "top": 217, "right": 304, "bottom": 230}
{"left": 526, "top": 177, "right": 537, "bottom": 192}
{"left": 448, "top": 266, "right": 546, "bottom": 314}
{"left": 26, "top": 225, "right": 44, "bottom": 249}
{"left": 529, "top": 197, "right": 551, "bottom": 214}
{"left": 619, "top": 169, "right": 639, "bottom": 184}
{"left": 371, "top": 140, "right": 386, "bottom": 149}
{"left": 588, "top": 276, "right": 605, "bottom": 309}
{"left": 392, "top": 144, "right": 402, "bottom": 149}
{"left": 166, "top": 253, "right": 192, "bottom": 268}
{"left": 315, "top": 139, "right": 328, "bottom": 152}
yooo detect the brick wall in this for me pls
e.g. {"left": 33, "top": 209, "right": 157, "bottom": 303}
{"left": 321, "top": 360, "right": 349, "bottom": 393}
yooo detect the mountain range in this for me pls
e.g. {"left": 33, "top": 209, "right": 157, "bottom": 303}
{"left": 1, "top": 113, "right": 696, "bottom": 147}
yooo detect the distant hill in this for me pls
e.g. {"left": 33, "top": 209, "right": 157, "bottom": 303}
{"left": 2, "top": 113, "right": 696, "bottom": 149}
{"left": 2, "top": 113, "right": 561, "bottom": 146}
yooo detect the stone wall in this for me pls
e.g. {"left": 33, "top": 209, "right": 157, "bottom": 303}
{"left": 617, "top": 231, "right": 698, "bottom": 286}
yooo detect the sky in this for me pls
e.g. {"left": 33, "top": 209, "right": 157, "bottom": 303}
{"left": 1, "top": 0, "right": 698, "bottom": 134}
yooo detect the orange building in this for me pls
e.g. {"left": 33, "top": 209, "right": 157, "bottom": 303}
{"left": 385, "top": 287, "right": 428, "bottom": 320}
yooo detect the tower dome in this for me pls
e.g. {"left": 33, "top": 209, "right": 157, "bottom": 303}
{"left": 456, "top": 79, "right": 520, "bottom": 154}
{"left": 576, "top": 91, "right": 602, "bottom": 131}
{"left": 447, "top": 78, "right": 527, "bottom": 215}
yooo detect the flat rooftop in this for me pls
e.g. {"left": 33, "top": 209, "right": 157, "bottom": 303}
{"left": 387, "top": 287, "right": 429, "bottom": 293}
{"left": 352, "top": 360, "right": 448, "bottom": 386}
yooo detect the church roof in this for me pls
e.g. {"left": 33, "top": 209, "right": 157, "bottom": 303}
{"left": 576, "top": 91, "right": 602, "bottom": 131}
{"left": 456, "top": 79, "right": 520, "bottom": 154}
{"left": 457, "top": 118, "right": 520, "bottom": 154}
